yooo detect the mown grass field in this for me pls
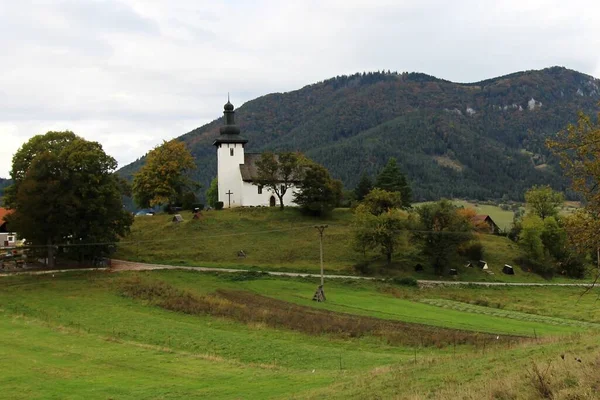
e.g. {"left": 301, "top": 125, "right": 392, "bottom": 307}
{"left": 114, "top": 207, "right": 579, "bottom": 283}
{"left": 2, "top": 270, "right": 600, "bottom": 399}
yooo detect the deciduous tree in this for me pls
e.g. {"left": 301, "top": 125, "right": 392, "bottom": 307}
{"left": 524, "top": 185, "right": 564, "bottom": 220}
{"left": 254, "top": 152, "right": 303, "bottom": 210}
{"left": 132, "top": 140, "right": 196, "bottom": 208}
{"left": 353, "top": 206, "right": 409, "bottom": 265}
{"left": 547, "top": 111, "right": 600, "bottom": 273}
{"left": 414, "top": 199, "right": 473, "bottom": 275}
{"left": 5, "top": 131, "right": 133, "bottom": 268}
{"left": 360, "top": 188, "right": 402, "bottom": 216}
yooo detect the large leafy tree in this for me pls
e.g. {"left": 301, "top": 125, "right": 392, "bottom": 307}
{"left": 375, "top": 158, "right": 411, "bottom": 207}
{"left": 414, "top": 199, "right": 473, "bottom": 275}
{"left": 547, "top": 111, "right": 600, "bottom": 274}
{"left": 293, "top": 161, "right": 342, "bottom": 216}
{"left": 360, "top": 188, "right": 403, "bottom": 216}
{"left": 353, "top": 205, "right": 409, "bottom": 265}
{"left": 524, "top": 185, "right": 564, "bottom": 220}
{"left": 5, "top": 131, "right": 133, "bottom": 268}
{"left": 254, "top": 152, "right": 303, "bottom": 210}
{"left": 132, "top": 140, "right": 197, "bottom": 208}
{"left": 515, "top": 185, "right": 581, "bottom": 277}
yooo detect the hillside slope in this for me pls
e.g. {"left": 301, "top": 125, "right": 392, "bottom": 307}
{"left": 118, "top": 67, "right": 600, "bottom": 201}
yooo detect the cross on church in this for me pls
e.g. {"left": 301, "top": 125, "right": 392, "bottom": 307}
{"left": 226, "top": 190, "right": 233, "bottom": 208}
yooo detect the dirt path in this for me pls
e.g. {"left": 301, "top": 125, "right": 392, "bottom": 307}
{"left": 1, "top": 259, "right": 596, "bottom": 288}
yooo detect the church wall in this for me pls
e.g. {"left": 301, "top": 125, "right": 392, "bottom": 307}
{"left": 217, "top": 142, "right": 244, "bottom": 208}
{"left": 241, "top": 181, "right": 299, "bottom": 207}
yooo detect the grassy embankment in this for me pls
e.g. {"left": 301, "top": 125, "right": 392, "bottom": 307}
{"left": 1, "top": 270, "right": 600, "bottom": 399}
{"left": 115, "top": 207, "right": 582, "bottom": 283}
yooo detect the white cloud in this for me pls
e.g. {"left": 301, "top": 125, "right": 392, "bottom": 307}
{"left": 1, "top": 0, "right": 600, "bottom": 176}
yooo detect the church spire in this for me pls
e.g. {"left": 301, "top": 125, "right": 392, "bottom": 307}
{"left": 213, "top": 96, "right": 248, "bottom": 146}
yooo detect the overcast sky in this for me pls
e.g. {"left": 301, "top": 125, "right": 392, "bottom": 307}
{"left": 1, "top": 0, "right": 600, "bottom": 177}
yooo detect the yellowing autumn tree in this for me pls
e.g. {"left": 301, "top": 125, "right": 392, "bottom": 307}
{"left": 132, "top": 140, "right": 196, "bottom": 208}
{"left": 548, "top": 109, "right": 600, "bottom": 272}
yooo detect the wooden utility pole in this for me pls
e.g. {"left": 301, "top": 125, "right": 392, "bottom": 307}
{"left": 312, "top": 225, "right": 328, "bottom": 302}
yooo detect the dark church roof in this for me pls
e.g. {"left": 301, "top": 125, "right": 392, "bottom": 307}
{"left": 240, "top": 153, "right": 264, "bottom": 182}
{"left": 213, "top": 99, "right": 248, "bottom": 146}
{"left": 239, "top": 153, "right": 303, "bottom": 183}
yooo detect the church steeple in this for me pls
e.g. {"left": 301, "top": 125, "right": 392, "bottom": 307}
{"left": 213, "top": 96, "right": 248, "bottom": 146}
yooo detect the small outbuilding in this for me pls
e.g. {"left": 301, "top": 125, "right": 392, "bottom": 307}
{"left": 471, "top": 215, "right": 500, "bottom": 234}
{"left": 449, "top": 268, "right": 458, "bottom": 276}
{"left": 465, "top": 261, "right": 475, "bottom": 268}
{"left": 477, "top": 260, "right": 489, "bottom": 270}
{"left": 502, "top": 264, "right": 515, "bottom": 275}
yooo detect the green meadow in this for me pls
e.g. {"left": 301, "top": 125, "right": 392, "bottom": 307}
{"left": 2, "top": 270, "right": 600, "bottom": 398}
{"left": 114, "top": 207, "right": 574, "bottom": 283}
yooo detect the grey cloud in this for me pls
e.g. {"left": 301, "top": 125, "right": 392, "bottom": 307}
{"left": 56, "top": 0, "right": 160, "bottom": 35}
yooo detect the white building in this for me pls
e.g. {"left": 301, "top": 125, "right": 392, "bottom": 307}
{"left": 213, "top": 100, "right": 299, "bottom": 208}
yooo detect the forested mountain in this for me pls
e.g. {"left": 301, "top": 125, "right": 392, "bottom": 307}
{"left": 0, "top": 178, "right": 11, "bottom": 205}
{"left": 118, "top": 67, "right": 600, "bottom": 201}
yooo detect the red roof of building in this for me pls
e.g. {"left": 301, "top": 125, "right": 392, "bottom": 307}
{"left": 0, "top": 207, "right": 13, "bottom": 223}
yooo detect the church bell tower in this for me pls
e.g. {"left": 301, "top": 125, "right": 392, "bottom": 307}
{"left": 213, "top": 98, "right": 248, "bottom": 208}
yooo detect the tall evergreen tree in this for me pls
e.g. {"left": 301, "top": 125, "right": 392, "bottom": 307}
{"left": 354, "top": 173, "right": 373, "bottom": 201}
{"left": 375, "top": 158, "right": 411, "bottom": 207}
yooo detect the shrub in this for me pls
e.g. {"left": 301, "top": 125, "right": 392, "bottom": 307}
{"left": 390, "top": 276, "right": 418, "bottom": 287}
{"left": 458, "top": 241, "right": 484, "bottom": 261}
{"left": 557, "top": 256, "right": 586, "bottom": 278}
{"left": 353, "top": 261, "right": 372, "bottom": 275}
{"left": 215, "top": 201, "right": 224, "bottom": 210}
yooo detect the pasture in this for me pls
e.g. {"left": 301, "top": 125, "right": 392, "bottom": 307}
{"left": 1, "top": 269, "right": 600, "bottom": 398}
{"left": 114, "top": 207, "right": 570, "bottom": 283}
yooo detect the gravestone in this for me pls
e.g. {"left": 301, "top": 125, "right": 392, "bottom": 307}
{"left": 172, "top": 214, "right": 184, "bottom": 223}
{"left": 449, "top": 269, "right": 458, "bottom": 276}
{"left": 414, "top": 263, "right": 424, "bottom": 272}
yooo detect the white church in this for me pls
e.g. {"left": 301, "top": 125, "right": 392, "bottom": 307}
{"left": 213, "top": 100, "right": 299, "bottom": 208}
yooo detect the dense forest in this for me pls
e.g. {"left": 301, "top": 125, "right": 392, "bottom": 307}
{"left": 0, "top": 178, "right": 11, "bottom": 203}
{"left": 118, "top": 67, "right": 600, "bottom": 201}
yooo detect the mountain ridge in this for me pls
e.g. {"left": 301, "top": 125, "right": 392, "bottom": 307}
{"left": 118, "top": 66, "right": 600, "bottom": 201}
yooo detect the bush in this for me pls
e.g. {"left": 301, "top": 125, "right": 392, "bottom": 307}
{"left": 458, "top": 241, "right": 484, "bottom": 261}
{"left": 557, "top": 257, "right": 586, "bottom": 278}
{"left": 390, "top": 276, "right": 418, "bottom": 287}
{"left": 215, "top": 201, "right": 224, "bottom": 210}
{"left": 518, "top": 257, "right": 554, "bottom": 279}
{"left": 353, "top": 261, "right": 372, "bottom": 275}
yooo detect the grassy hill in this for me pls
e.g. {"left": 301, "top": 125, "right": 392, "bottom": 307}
{"left": 2, "top": 270, "right": 600, "bottom": 399}
{"left": 118, "top": 66, "right": 600, "bottom": 202}
{"left": 114, "top": 207, "right": 579, "bottom": 283}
